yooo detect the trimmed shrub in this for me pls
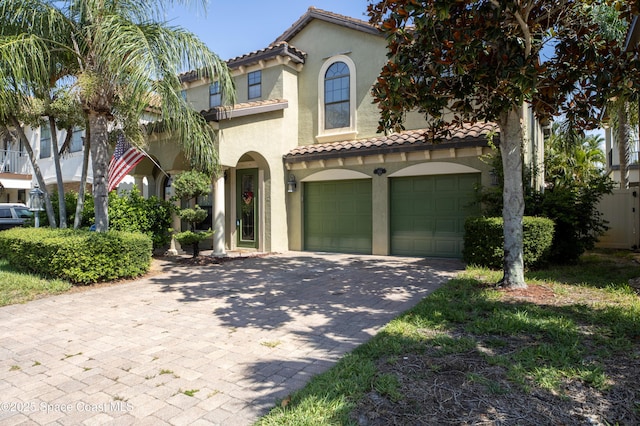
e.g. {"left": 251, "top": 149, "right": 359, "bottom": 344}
{"left": 0, "top": 228, "right": 152, "bottom": 284}
{"left": 463, "top": 216, "right": 555, "bottom": 269}
{"left": 109, "top": 190, "right": 174, "bottom": 249}
{"left": 42, "top": 188, "right": 173, "bottom": 250}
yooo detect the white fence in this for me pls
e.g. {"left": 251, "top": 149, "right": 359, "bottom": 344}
{"left": 596, "top": 188, "right": 640, "bottom": 250}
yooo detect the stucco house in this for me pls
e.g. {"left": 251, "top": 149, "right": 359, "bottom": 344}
{"left": 1, "top": 7, "right": 545, "bottom": 258}
{"left": 135, "top": 7, "right": 545, "bottom": 258}
{"left": 0, "top": 124, "right": 89, "bottom": 204}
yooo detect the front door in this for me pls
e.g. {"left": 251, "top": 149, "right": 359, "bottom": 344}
{"left": 236, "top": 168, "right": 258, "bottom": 248}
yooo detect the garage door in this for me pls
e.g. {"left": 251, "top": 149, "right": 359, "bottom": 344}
{"left": 304, "top": 179, "right": 372, "bottom": 254}
{"left": 391, "top": 174, "right": 480, "bottom": 258}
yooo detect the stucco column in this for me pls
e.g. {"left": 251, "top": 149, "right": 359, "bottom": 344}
{"left": 133, "top": 175, "right": 144, "bottom": 196}
{"left": 372, "top": 174, "right": 389, "bottom": 255}
{"left": 213, "top": 173, "right": 226, "bottom": 256}
{"left": 165, "top": 171, "right": 182, "bottom": 256}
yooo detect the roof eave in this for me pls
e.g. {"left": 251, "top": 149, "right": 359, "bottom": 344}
{"left": 274, "top": 7, "right": 381, "bottom": 44}
{"left": 283, "top": 138, "right": 493, "bottom": 164}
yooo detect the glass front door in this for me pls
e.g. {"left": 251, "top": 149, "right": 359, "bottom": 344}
{"left": 237, "top": 168, "right": 258, "bottom": 248}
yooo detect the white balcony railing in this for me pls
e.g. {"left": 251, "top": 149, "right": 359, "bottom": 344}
{"left": 0, "top": 150, "right": 31, "bottom": 174}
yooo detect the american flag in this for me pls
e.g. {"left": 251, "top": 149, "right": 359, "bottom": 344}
{"left": 107, "top": 133, "right": 145, "bottom": 192}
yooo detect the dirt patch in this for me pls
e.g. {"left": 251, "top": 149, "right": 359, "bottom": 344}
{"left": 351, "top": 282, "right": 640, "bottom": 426}
{"left": 353, "top": 350, "right": 638, "bottom": 425}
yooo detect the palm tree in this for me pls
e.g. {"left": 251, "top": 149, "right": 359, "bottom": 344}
{"left": 0, "top": 0, "right": 235, "bottom": 231}
{"left": 545, "top": 122, "right": 608, "bottom": 189}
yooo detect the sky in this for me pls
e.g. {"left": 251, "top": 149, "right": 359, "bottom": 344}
{"left": 168, "top": 1, "right": 371, "bottom": 60}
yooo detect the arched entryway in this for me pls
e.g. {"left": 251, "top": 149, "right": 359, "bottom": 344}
{"left": 229, "top": 152, "right": 271, "bottom": 252}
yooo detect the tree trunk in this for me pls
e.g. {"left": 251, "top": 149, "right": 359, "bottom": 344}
{"left": 88, "top": 112, "right": 109, "bottom": 232}
{"left": 498, "top": 107, "right": 527, "bottom": 289}
{"left": 49, "top": 116, "right": 67, "bottom": 228}
{"left": 10, "top": 116, "right": 57, "bottom": 227}
{"left": 617, "top": 101, "right": 630, "bottom": 190}
{"left": 74, "top": 122, "right": 91, "bottom": 229}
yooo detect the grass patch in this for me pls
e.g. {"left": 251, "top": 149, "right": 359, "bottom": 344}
{"left": 257, "top": 250, "right": 640, "bottom": 425}
{"left": 0, "top": 259, "right": 71, "bottom": 306}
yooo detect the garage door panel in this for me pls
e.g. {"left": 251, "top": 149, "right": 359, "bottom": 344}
{"left": 391, "top": 173, "right": 480, "bottom": 258}
{"left": 304, "top": 180, "right": 372, "bottom": 254}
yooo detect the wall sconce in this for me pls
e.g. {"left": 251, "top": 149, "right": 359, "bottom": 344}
{"left": 373, "top": 167, "right": 386, "bottom": 176}
{"left": 287, "top": 174, "right": 297, "bottom": 193}
{"left": 490, "top": 171, "right": 499, "bottom": 187}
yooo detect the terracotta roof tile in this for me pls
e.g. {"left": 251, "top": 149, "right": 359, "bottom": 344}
{"left": 201, "top": 99, "right": 288, "bottom": 122}
{"left": 284, "top": 122, "right": 498, "bottom": 162}
{"left": 227, "top": 41, "right": 306, "bottom": 68}
{"left": 179, "top": 43, "right": 307, "bottom": 83}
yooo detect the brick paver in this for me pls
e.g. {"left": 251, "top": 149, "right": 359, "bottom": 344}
{"left": 0, "top": 252, "right": 462, "bottom": 425}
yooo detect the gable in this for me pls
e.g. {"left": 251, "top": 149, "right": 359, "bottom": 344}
{"left": 274, "top": 7, "right": 380, "bottom": 44}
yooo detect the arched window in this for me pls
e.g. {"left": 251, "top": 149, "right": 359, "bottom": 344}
{"left": 324, "top": 62, "right": 350, "bottom": 130}
{"left": 317, "top": 56, "right": 357, "bottom": 142}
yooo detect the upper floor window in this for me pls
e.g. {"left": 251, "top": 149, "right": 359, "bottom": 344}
{"left": 40, "top": 123, "right": 51, "bottom": 158}
{"left": 70, "top": 128, "right": 83, "bottom": 153}
{"left": 317, "top": 56, "right": 357, "bottom": 142}
{"left": 324, "top": 62, "right": 350, "bottom": 130}
{"left": 248, "top": 70, "right": 261, "bottom": 99}
{"left": 209, "top": 82, "right": 221, "bottom": 107}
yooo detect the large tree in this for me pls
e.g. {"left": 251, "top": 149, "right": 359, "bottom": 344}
{"left": 0, "top": 0, "right": 235, "bottom": 232}
{"left": 368, "top": 0, "right": 638, "bottom": 288}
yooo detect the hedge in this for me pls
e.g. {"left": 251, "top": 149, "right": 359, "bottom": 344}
{"left": 0, "top": 228, "right": 152, "bottom": 284}
{"left": 463, "top": 216, "right": 555, "bottom": 269}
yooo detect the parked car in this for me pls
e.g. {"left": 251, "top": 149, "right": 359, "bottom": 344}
{"left": 0, "top": 203, "right": 33, "bottom": 230}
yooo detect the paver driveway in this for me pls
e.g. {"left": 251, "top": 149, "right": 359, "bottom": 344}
{"left": 0, "top": 251, "right": 463, "bottom": 425}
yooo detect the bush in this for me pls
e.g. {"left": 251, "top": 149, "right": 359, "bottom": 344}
{"left": 42, "top": 188, "right": 173, "bottom": 250}
{"left": 109, "top": 189, "right": 174, "bottom": 249}
{"left": 527, "top": 178, "right": 613, "bottom": 263}
{"left": 463, "top": 216, "right": 555, "bottom": 269}
{"left": 42, "top": 190, "right": 94, "bottom": 228}
{"left": 0, "top": 227, "right": 152, "bottom": 284}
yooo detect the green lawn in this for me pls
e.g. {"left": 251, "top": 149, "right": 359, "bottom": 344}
{"left": 257, "top": 250, "right": 640, "bottom": 425}
{"left": 0, "top": 259, "right": 72, "bottom": 306}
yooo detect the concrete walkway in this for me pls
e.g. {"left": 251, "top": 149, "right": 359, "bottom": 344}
{"left": 0, "top": 252, "right": 463, "bottom": 425}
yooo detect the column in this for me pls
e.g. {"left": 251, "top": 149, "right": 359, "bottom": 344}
{"left": 212, "top": 173, "right": 226, "bottom": 256}
{"left": 133, "top": 175, "right": 144, "bottom": 196}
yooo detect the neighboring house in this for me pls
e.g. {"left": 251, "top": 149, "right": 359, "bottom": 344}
{"left": 0, "top": 123, "right": 90, "bottom": 205}
{"left": 598, "top": 16, "right": 640, "bottom": 250}
{"left": 604, "top": 16, "right": 640, "bottom": 187}
{"left": 136, "top": 7, "right": 545, "bottom": 258}
{"left": 0, "top": 128, "right": 30, "bottom": 203}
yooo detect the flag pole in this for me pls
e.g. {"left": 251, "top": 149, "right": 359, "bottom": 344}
{"left": 136, "top": 145, "right": 170, "bottom": 179}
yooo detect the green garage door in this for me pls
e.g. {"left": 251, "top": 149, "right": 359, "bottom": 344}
{"left": 391, "top": 174, "right": 480, "bottom": 258}
{"left": 304, "top": 179, "right": 372, "bottom": 254}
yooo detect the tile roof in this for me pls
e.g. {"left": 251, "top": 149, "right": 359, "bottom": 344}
{"left": 284, "top": 122, "right": 498, "bottom": 163}
{"left": 180, "top": 8, "right": 376, "bottom": 82}
{"left": 179, "top": 43, "right": 307, "bottom": 83}
{"left": 274, "top": 7, "right": 380, "bottom": 43}
{"left": 227, "top": 42, "right": 307, "bottom": 69}
{"left": 201, "top": 99, "right": 288, "bottom": 122}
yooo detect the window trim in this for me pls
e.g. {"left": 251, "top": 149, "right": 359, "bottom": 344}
{"left": 317, "top": 55, "right": 357, "bottom": 143}
{"left": 248, "top": 70, "right": 262, "bottom": 100}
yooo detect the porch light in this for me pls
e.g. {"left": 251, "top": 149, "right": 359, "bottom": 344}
{"left": 287, "top": 174, "right": 297, "bottom": 193}
{"left": 29, "top": 184, "right": 44, "bottom": 228}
